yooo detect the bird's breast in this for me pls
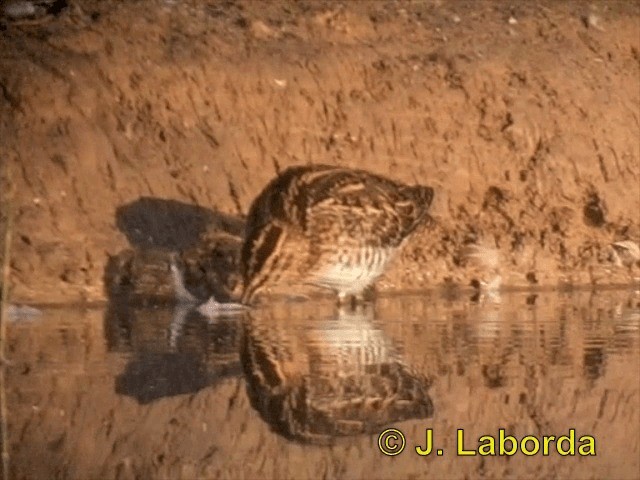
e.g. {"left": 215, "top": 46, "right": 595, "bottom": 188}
{"left": 310, "top": 247, "right": 394, "bottom": 294}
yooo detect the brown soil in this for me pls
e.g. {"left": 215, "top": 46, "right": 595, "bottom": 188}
{"left": 1, "top": 0, "right": 639, "bottom": 304}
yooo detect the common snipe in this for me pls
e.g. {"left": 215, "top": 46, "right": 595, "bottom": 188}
{"left": 241, "top": 305, "right": 433, "bottom": 443}
{"left": 241, "top": 164, "right": 434, "bottom": 304}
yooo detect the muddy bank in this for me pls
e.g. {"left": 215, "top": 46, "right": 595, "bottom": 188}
{"left": 1, "top": 0, "right": 639, "bottom": 303}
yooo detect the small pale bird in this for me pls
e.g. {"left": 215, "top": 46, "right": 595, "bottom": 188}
{"left": 240, "top": 164, "right": 434, "bottom": 305}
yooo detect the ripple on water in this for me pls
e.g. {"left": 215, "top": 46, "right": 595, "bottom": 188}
{"left": 4, "top": 289, "right": 640, "bottom": 479}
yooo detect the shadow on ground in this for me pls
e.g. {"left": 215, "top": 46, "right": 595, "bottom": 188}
{"left": 105, "top": 197, "right": 245, "bottom": 303}
{"left": 115, "top": 197, "right": 244, "bottom": 251}
{"left": 102, "top": 197, "right": 247, "bottom": 403}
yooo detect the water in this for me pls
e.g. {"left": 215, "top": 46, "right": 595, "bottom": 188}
{"left": 4, "top": 290, "right": 640, "bottom": 480}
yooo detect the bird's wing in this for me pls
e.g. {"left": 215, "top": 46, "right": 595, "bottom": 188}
{"left": 303, "top": 170, "right": 431, "bottom": 247}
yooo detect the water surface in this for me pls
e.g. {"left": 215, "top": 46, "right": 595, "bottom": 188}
{"left": 5, "top": 290, "right": 640, "bottom": 479}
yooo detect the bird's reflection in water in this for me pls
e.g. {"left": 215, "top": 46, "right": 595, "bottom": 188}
{"left": 104, "top": 290, "right": 639, "bottom": 445}
{"left": 241, "top": 304, "right": 434, "bottom": 444}
{"left": 105, "top": 301, "right": 244, "bottom": 404}
{"left": 106, "top": 299, "right": 434, "bottom": 443}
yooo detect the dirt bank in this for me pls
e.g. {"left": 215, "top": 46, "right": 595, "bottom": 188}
{"left": 1, "top": 0, "right": 639, "bottom": 304}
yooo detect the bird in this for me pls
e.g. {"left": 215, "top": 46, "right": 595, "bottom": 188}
{"left": 240, "top": 164, "right": 434, "bottom": 305}
{"left": 241, "top": 304, "right": 434, "bottom": 444}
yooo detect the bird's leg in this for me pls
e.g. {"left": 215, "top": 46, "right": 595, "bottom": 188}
{"left": 336, "top": 291, "right": 356, "bottom": 311}
{"left": 337, "top": 291, "right": 348, "bottom": 305}
{"left": 353, "top": 291, "right": 366, "bottom": 305}
{"left": 336, "top": 291, "right": 365, "bottom": 312}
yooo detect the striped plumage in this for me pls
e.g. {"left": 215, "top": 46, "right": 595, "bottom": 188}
{"left": 241, "top": 306, "right": 434, "bottom": 443}
{"left": 241, "top": 164, "right": 434, "bottom": 304}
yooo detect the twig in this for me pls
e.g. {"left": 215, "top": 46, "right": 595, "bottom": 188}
{"left": 1, "top": 161, "right": 13, "bottom": 364}
{"left": 0, "top": 159, "right": 13, "bottom": 480}
{"left": 0, "top": 366, "right": 8, "bottom": 480}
